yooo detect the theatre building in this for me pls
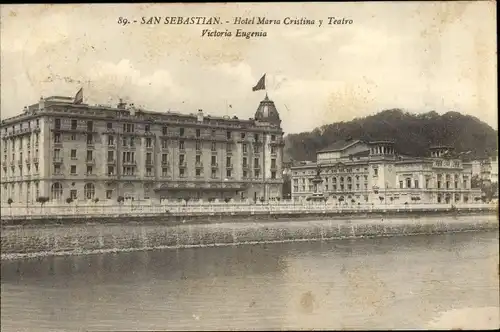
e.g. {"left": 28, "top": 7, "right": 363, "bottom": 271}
{"left": 290, "top": 139, "right": 482, "bottom": 204}
{"left": 0, "top": 94, "right": 285, "bottom": 204}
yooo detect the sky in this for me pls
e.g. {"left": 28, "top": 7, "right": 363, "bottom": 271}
{"left": 0, "top": 2, "right": 497, "bottom": 134}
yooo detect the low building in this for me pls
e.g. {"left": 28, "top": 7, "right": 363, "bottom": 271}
{"left": 291, "top": 139, "right": 481, "bottom": 204}
{"left": 0, "top": 93, "right": 285, "bottom": 204}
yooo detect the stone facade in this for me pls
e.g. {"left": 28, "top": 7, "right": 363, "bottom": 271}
{"left": 291, "top": 140, "right": 482, "bottom": 204}
{"left": 0, "top": 94, "right": 285, "bottom": 204}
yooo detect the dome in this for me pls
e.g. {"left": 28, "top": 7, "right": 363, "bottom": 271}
{"left": 254, "top": 94, "right": 281, "bottom": 125}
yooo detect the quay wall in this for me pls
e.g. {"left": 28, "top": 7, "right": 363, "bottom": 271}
{"left": 1, "top": 214, "right": 498, "bottom": 259}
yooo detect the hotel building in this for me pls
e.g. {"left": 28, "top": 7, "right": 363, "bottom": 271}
{"left": 0, "top": 94, "right": 285, "bottom": 204}
{"left": 291, "top": 139, "right": 482, "bottom": 204}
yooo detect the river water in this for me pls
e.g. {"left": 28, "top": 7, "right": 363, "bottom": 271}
{"left": 1, "top": 231, "right": 499, "bottom": 331}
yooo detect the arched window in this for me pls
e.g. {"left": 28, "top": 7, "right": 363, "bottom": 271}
{"left": 347, "top": 177, "right": 352, "bottom": 183}
{"left": 84, "top": 183, "right": 95, "bottom": 200}
{"left": 406, "top": 178, "right": 412, "bottom": 189}
{"left": 51, "top": 182, "right": 63, "bottom": 200}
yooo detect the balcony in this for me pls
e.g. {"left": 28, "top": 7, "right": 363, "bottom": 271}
{"left": 179, "top": 162, "right": 187, "bottom": 168}
{"left": 254, "top": 165, "right": 261, "bottom": 170}
{"left": 107, "top": 173, "right": 118, "bottom": 180}
{"left": 270, "top": 165, "right": 278, "bottom": 170}
{"left": 52, "top": 172, "right": 65, "bottom": 179}
{"left": 242, "top": 164, "right": 249, "bottom": 169}
{"left": 53, "top": 142, "right": 63, "bottom": 148}
{"left": 85, "top": 158, "right": 95, "bottom": 165}
{"left": 211, "top": 163, "right": 218, "bottom": 168}
{"left": 107, "top": 159, "right": 116, "bottom": 164}
{"left": 145, "top": 160, "right": 154, "bottom": 166}
{"left": 226, "top": 163, "right": 233, "bottom": 169}
{"left": 25, "top": 158, "right": 31, "bottom": 164}
{"left": 123, "top": 160, "right": 137, "bottom": 166}
{"left": 226, "top": 150, "right": 233, "bottom": 155}
{"left": 196, "top": 149, "right": 202, "bottom": 155}
{"left": 53, "top": 156, "right": 63, "bottom": 164}
{"left": 161, "top": 160, "right": 169, "bottom": 166}
{"left": 33, "top": 157, "right": 39, "bottom": 164}
{"left": 146, "top": 145, "right": 154, "bottom": 150}
{"left": 1, "top": 161, "right": 6, "bottom": 167}
{"left": 195, "top": 162, "right": 204, "bottom": 168}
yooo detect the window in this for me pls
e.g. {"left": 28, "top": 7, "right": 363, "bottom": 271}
{"left": 146, "top": 167, "right": 152, "bottom": 176}
{"left": 179, "top": 141, "right": 185, "bottom": 150}
{"left": 107, "top": 165, "right": 114, "bottom": 175}
{"left": 179, "top": 168, "right": 185, "bottom": 177}
{"left": 271, "top": 146, "right": 276, "bottom": 154}
{"left": 254, "top": 158, "right": 259, "bottom": 168}
{"left": 243, "top": 157, "right": 247, "bottom": 167}
{"left": 86, "top": 165, "right": 93, "bottom": 175}
{"left": 271, "top": 159, "right": 276, "bottom": 168}
{"left": 406, "top": 178, "right": 412, "bottom": 188}
{"left": 71, "top": 119, "right": 77, "bottom": 130}
{"left": 211, "top": 155, "right": 217, "bottom": 166}
{"left": 414, "top": 180, "right": 419, "bottom": 189}
{"left": 211, "top": 169, "right": 217, "bottom": 178}
{"left": 71, "top": 149, "right": 77, "bottom": 159}
{"left": 271, "top": 134, "right": 276, "bottom": 141}
{"left": 146, "top": 152, "right": 152, "bottom": 165}
{"left": 129, "top": 137, "right": 135, "bottom": 147}
{"left": 179, "top": 154, "right": 185, "bottom": 165}
{"left": 51, "top": 182, "right": 63, "bottom": 200}
{"left": 86, "top": 150, "right": 93, "bottom": 161}
{"left": 211, "top": 129, "right": 216, "bottom": 137}
{"left": 145, "top": 124, "right": 150, "bottom": 132}
{"left": 373, "top": 168, "right": 378, "bottom": 177}
{"left": 107, "top": 122, "right": 112, "bottom": 129}
{"left": 241, "top": 133, "right": 246, "bottom": 139}
{"left": 87, "top": 134, "right": 93, "bottom": 145}
{"left": 124, "top": 123, "right": 134, "bottom": 133}
{"left": 54, "top": 118, "right": 61, "bottom": 129}
{"left": 146, "top": 138, "right": 152, "bottom": 148}
{"left": 399, "top": 181, "right": 403, "bottom": 189}
{"left": 70, "top": 134, "right": 76, "bottom": 141}
{"left": 196, "top": 129, "right": 201, "bottom": 137}
{"left": 84, "top": 183, "right": 95, "bottom": 199}
{"left": 226, "top": 131, "right": 231, "bottom": 139}
{"left": 226, "top": 157, "right": 231, "bottom": 167}
{"left": 196, "top": 155, "right": 201, "bottom": 163}
{"left": 70, "top": 190, "right": 77, "bottom": 200}
{"left": 106, "top": 190, "right": 112, "bottom": 199}
{"left": 87, "top": 121, "right": 93, "bottom": 131}
{"left": 108, "top": 135, "right": 114, "bottom": 146}
{"left": 162, "top": 168, "right": 168, "bottom": 177}
{"left": 425, "top": 179, "right": 430, "bottom": 188}
{"left": 271, "top": 171, "right": 276, "bottom": 179}
{"left": 211, "top": 142, "right": 216, "bottom": 151}
{"left": 226, "top": 169, "right": 232, "bottom": 178}
{"left": 162, "top": 139, "right": 168, "bottom": 149}
{"left": 162, "top": 153, "right": 168, "bottom": 164}
{"left": 226, "top": 143, "right": 232, "bottom": 152}
{"left": 54, "top": 133, "right": 61, "bottom": 143}
{"left": 196, "top": 141, "right": 201, "bottom": 151}
{"left": 254, "top": 134, "right": 259, "bottom": 141}
{"left": 243, "top": 170, "right": 248, "bottom": 178}
{"left": 179, "top": 128, "right": 185, "bottom": 136}
{"left": 71, "top": 165, "right": 77, "bottom": 174}
{"left": 196, "top": 169, "right": 201, "bottom": 176}
{"left": 162, "top": 126, "right": 168, "bottom": 135}
{"left": 108, "top": 151, "right": 115, "bottom": 162}
{"left": 255, "top": 170, "right": 260, "bottom": 178}
{"left": 53, "top": 164, "right": 61, "bottom": 174}
{"left": 254, "top": 145, "right": 260, "bottom": 153}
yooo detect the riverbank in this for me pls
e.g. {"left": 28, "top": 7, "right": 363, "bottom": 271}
{"left": 1, "top": 207, "right": 497, "bottom": 227}
{"left": 1, "top": 214, "right": 498, "bottom": 260}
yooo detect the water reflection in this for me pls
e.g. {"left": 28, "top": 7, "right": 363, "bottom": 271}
{"left": 1, "top": 231, "right": 498, "bottom": 331}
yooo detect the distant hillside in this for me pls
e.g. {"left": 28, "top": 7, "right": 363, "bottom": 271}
{"left": 284, "top": 109, "right": 498, "bottom": 162}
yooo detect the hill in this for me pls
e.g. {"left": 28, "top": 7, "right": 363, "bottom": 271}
{"left": 284, "top": 109, "right": 498, "bottom": 162}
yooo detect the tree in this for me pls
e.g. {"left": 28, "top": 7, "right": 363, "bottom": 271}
{"left": 379, "top": 196, "right": 384, "bottom": 203}
{"left": 93, "top": 198, "right": 99, "bottom": 203}
{"left": 36, "top": 196, "right": 49, "bottom": 205}
{"left": 7, "top": 198, "right": 13, "bottom": 206}
{"left": 117, "top": 196, "right": 125, "bottom": 204}
{"left": 66, "top": 197, "right": 73, "bottom": 204}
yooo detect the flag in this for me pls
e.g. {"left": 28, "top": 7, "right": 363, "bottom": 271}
{"left": 74, "top": 88, "right": 83, "bottom": 104}
{"left": 252, "top": 74, "right": 266, "bottom": 92}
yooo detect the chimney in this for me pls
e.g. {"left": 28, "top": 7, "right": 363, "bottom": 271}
{"left": 197, "top": 109, "right": 204, "bottom": 122}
